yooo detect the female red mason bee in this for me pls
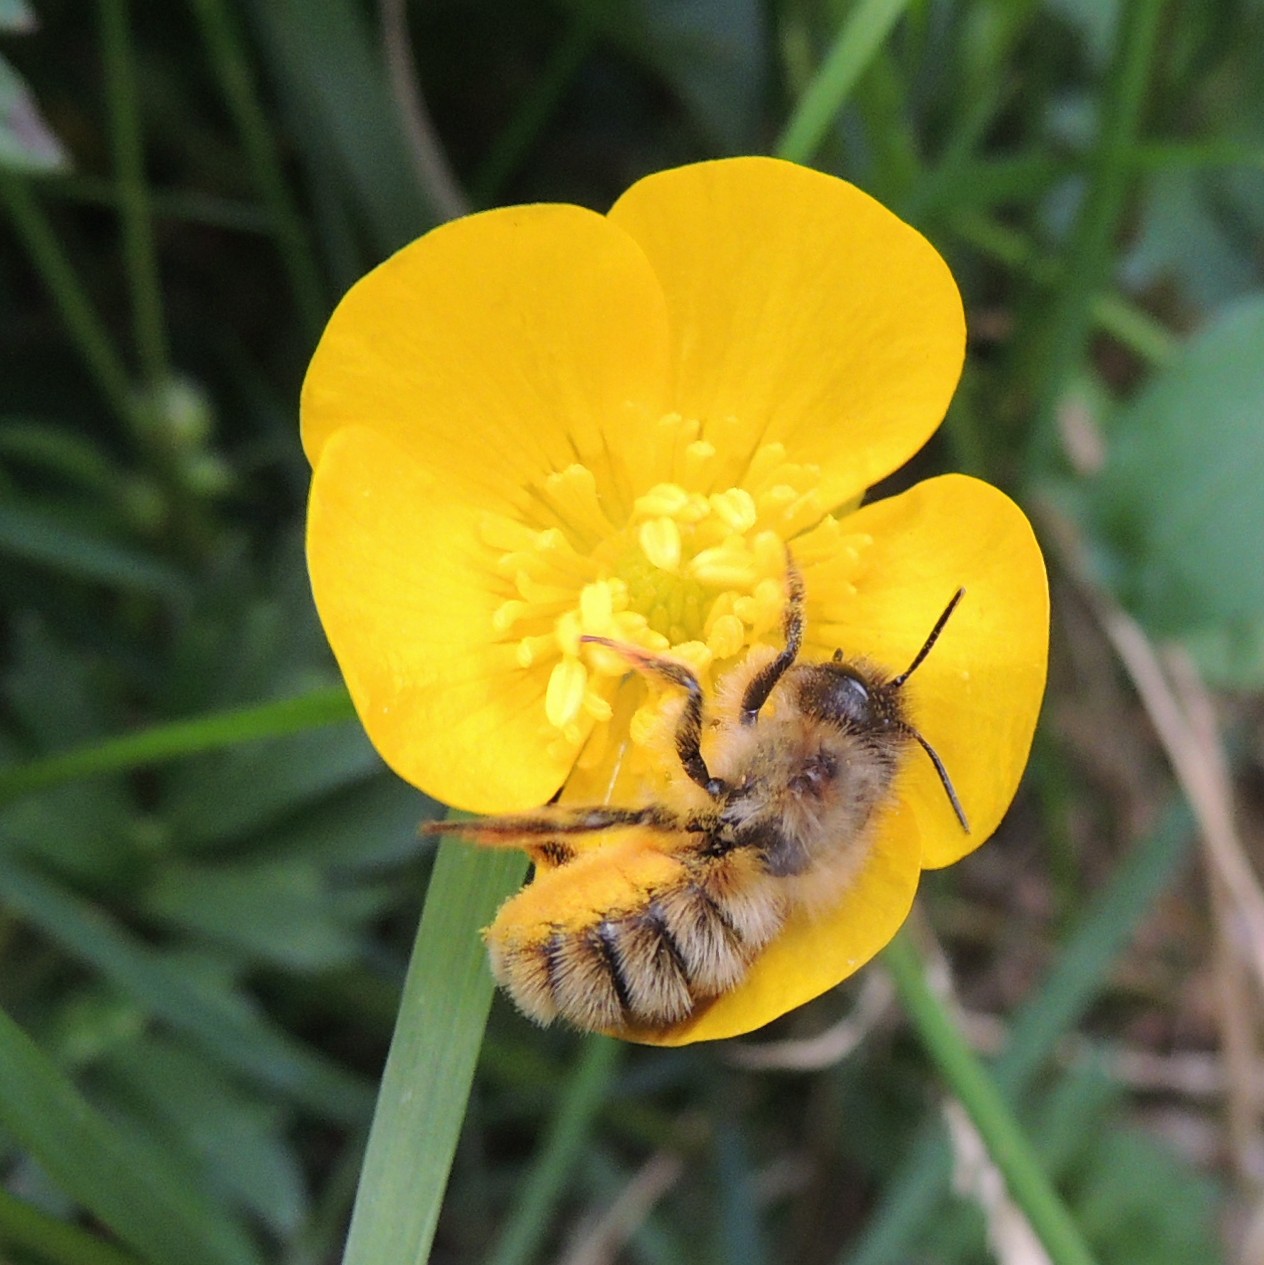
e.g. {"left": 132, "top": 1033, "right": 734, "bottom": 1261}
{"left": 425, "top": 558, "right": 968, "bottom": 1038}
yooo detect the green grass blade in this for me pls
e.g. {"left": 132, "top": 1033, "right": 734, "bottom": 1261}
{"left": 0, "top": 685, "right": 355, "bottom": 807}
{"left": 470, "top": 20, "right": 593, "bottom": 207}
{"left": 1023, "top": 0, "right": 1167, "bottom": 474}
{"left": 187, "top": 0, "right": 327, "bottom": 341}
{"left": 100, "top": 0, "right": 169, "bottom": 393}
{"left": 40, "top": 172, "right": 272, "bottom": 229}
{"left": 247, "top": 0, "right": 432, "bottom": 255}
{"left": 953, "top": 212, "right": 1176, "bottom": 365}
{"left": 0, "top": 852, "right": 375, "bottom": 1124}
{"left": 342, "top": 838, "right": 528, "bottom": 1265}
{"left": 996, "top": 800, "right": 1193, "bottom": 1092}
{"left": 484, "top": 1035, "right": 622, "bottom": 1265}
{"left": 775, "top": 0, "right": 911, "bottom": 165}
{"left": 883, "top": 931, "right": 1097, "bottom": 1265}
{"left": 843, "top": 799, "right": 1193, "bottom": 1265}
{"left": 0, "top": 1003, "right": 261, "bottom": 1265}
{"left": 0, "top": 1186, "right": 143, "bottom": 1265}
{"left": 0, "top": 170, "right": 140, "bottom": 434}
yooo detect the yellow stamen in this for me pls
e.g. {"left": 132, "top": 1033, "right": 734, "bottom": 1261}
{"left": 545, "top": 657, "right": 588, "bottom": 729}
{"left": 485, "top": 428, "right": 871, "bottom": 788}
{"left": 640, "top": 517, "right": 682, "bottom": 571}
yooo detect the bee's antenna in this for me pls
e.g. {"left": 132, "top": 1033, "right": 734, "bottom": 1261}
{"left": 900, "top": 724, "right": 970, "bottom": 833}
{"left": 887, "top": 588, "right": 969, "bottom": 832}
{"left": 890, "top": 587, "right": 965, "bottom": 689}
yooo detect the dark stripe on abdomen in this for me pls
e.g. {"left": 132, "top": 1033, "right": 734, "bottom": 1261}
{"left": 593, "top": 920, "right": 632, "bottom": 1014}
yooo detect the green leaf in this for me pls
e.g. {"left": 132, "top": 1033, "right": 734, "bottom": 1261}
{"left": 0, "top": 501, "right": 186, "bottom": 597}
{"left": 575, "top": 0, "right": 766, "bottom": 153}
{"left": 845, "top": 800, "right": 1194, "bottom": 1265}
{"left": 95, "top": 1034, "right": 308, "bottom": 1238}
{"left": 159, "top": 721, "right": 380, "bottom": 851}
{"left": 1088, "top": 294, "right": 1264, "bottom": 634}
{"left": 0, "top": 417, "right": 130, "bottom": 498}
{"left": 0, "top": 1185, "right": 142, "bottom": 1265}
{"left": 1072, "top": 1127, "right": 1223, "bottom": 1265}
{"left": 1124, "top": 167, "right": 1261, "bottom": 309}
{"left": 0, "top": 852, "right": 376, "bottom": 1124}
{"left": 140, "top": 857, "right": 389, "bottom": 971}
{"left": 0, "top": 1003, "right": 261, "bottom": 1265}
{"left": 264, "top": 772, "right": 433, "bottom": 869}
{"left": 1182, "top": 618, "right": 1264, "bottom": 688}
{"left": 0, "top": 623, "right": 137, "bottom": 884}
{"left": 245, "top": 0, "right": 432, "bottom": 254}
{"left": 0, "top": 54, "right": 68, "bottom": 173}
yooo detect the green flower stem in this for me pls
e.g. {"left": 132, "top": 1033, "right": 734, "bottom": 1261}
{"left": 485, "top": 1035, "right": 623, "bottom": 1265}
{"left": 187, "top": 0, "right": 327, "bottom": 341}
{"left": 100, "top": 0, "right": 170, "bottom": 394}
{"left": 775, "top": 0, "right": 911, "bottom": 165}
{"left": 1024, "top": 0, "right": 1167, "bottom": 474}
{"left": 0, "top": 685, "right": 355, "bottom": 807}
{"left": 0, "top": 171, "right": 139, "bottom": 433}
{"left": 341, "top": 840, "right": 529, "bottom": 1265}
{"left": 882, "top": 929, "right": 1098, "bottom": 1265}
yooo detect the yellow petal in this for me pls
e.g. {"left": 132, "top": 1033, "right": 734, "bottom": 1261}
{"left": 638, "top": 818, "right": 921, "bottom": 1045}
{"left": 307, "top": 425, "right": 579, "bottom": 812}
{"left": 815, "top": 474, "right": 1049, "bottom": 868}
{"left": 608, "top": 157, "right": 965, "bottom": 508}
{"left": 302, "top": 203, "right": 671, "bottom": 519}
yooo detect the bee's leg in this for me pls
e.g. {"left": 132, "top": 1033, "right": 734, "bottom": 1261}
{"left": 421, "top": 803, "right": 689, "bottom": 841}
{"left": 423, "top": 804, "right": 706, "bottom": 870}
{"left": 738, "top": 554, "right": 806, "bottom": 725}
{"left": 580, "top": 637, "right": 725, "bottom": 798}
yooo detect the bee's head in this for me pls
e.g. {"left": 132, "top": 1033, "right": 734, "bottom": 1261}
{"left": 790, "top": 660, "right": 903, "bottom": 735}
{"left": 786, "top": 588, "right": 971, "bottom": 834}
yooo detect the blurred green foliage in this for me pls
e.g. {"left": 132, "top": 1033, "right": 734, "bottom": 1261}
{"left": 2, "top": 0, "right": 1263, "bottom": 1263}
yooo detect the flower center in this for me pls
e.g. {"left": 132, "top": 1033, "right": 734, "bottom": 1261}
{"left": 478, "top": 413, "right": 867, "bottom": 783}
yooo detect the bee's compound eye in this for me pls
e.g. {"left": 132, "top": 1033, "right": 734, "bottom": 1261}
{"left": 827, "top": 670, "right": 873, "bottom": 724}
{"left": 798, "top": 665, "right": 876, "bottom": 727}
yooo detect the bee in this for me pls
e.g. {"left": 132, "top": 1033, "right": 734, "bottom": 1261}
{"left": 425, "top": 557, "right": 968, "bottom": 1036}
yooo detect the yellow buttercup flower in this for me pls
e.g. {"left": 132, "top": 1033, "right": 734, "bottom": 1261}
{"left": 302, "top": 156, "right": 1048, "bottom": 1046}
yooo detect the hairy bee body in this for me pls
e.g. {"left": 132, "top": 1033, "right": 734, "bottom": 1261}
{"left": 482, "top": 651, "right": 916, "bottom": 1034}
{"left": 429, "top": 565, "right": 967, "bottom": 1037}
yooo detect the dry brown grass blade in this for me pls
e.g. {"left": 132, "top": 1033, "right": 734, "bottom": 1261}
{"left": 724, "top": 971, "right": 895, "bottom": 1071}
{"left": 380, "top": 0, "right": 469, "bottom": 222}
{"left": 1089, "top": 603, "right": 1264, "bottom": 1000}
{"left": 554, "top": 1152, "right": 683, "bottom": 1265}
{"left": 1043, "top": 507, "right": 1264, "bottom": 1197}
{"left": 946, "top": 1099, "right": 1053, "bottom": 1265}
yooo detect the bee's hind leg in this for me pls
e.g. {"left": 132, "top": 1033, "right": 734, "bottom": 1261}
{"left": 422, "top": 803, "right": 687, "bottom": 841}
{"left": 421, "top": 802, "right": 697, "bottom": 868}
{"left": 580, "top": 636, "right": 725, "bottom": 799}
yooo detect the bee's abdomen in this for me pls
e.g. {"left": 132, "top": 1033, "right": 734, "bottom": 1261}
{"left": 487, "top": 843, "right": 786, "bottom": 1033}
